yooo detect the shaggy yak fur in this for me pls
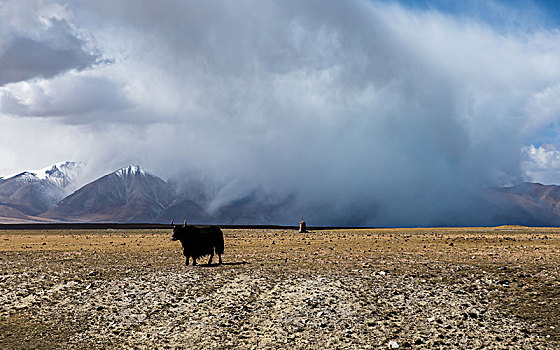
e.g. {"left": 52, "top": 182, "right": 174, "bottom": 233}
{"left": 171, "top": 225, "right": 224, "bottom": 266}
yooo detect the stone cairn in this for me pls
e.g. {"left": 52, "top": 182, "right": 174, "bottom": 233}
{"left": 299, "top": 217, "right": 307, "bottom": 233}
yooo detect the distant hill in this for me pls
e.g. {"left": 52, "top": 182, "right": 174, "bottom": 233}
{"left": 483, "top": 182, "right": 560, "bottom": 226}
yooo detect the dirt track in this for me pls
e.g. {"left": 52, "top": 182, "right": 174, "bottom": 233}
{"left": 1, "top": 227, "right": 559, "bottom": 349}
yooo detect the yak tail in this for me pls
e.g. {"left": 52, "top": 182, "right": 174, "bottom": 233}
{"left": 215, "top": 228, "right": 225, "bottom": 255}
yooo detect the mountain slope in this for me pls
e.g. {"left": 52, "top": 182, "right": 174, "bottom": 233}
{"left": 483, "top": 182, "right": 560, "bottom": 226}
{"left": 0, "top": 161, "right": 83, "bottom": 217}
{"left": 44, "top": 165, "right": 172, "bottom": 222}
{"left": 4, "top": 161, "right": 560, "bottom": 226}
{"left": 158, "top": 197, "right": 209, "bottom": 224}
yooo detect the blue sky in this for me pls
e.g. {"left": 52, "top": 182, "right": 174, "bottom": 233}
{"left": 395, "top": 0, "right": 560, "bottom": 28}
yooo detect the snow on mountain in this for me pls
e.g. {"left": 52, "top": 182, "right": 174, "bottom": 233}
{"left": 0, "top": 161, "right": 84, "bottom": 217}
{"left": 4, "top": 161, "right": 84, "bottom": 189}
{"left": 114, "top": 165, "right": 146, "bottom": 178}
{"left": 38, "top": 161, "right": 84, "bottom": 189}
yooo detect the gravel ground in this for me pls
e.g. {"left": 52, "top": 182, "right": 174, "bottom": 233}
{"left": 1, "top": 227, "right": 559, "bottom": 349}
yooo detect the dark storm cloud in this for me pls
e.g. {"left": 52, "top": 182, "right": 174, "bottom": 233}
{"left": 0, "top": 18, "right": 101, "bottom": 86}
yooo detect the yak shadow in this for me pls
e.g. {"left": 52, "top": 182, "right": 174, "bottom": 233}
{"left": 197, "top": 261, "right": 250, "bottom": 268}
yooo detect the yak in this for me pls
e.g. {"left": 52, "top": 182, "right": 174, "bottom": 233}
{"left": 170, "top": 220, "right": 224, "bottom": 266}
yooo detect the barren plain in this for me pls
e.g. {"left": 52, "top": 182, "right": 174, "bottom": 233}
{"left": 1, "top": 226, "right": 559, "bottom": 349}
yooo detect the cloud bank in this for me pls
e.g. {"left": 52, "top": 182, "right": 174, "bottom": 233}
{"left": 2, "top": 0, "right": 560, "bottom": 225}
{"left": 0, "top": 1, "right": 101, "bottom": 85}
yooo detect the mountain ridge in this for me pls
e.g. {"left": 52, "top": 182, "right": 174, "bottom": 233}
{"left": 45, "top": 165, "right": 173, "bottom": 222}
{"left": 0, "top": 161, "right": 83, "bottom": 220}
{"left": 2, "top": 162, "right": 560, "bottom": 226}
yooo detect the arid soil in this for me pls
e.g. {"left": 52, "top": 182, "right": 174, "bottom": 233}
{"left": 1, "top": 226, "right": 559, "bottom": 349}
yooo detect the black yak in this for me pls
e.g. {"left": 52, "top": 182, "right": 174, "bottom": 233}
{"left": 170, "top": 221, "right": 224, "bottom": 266}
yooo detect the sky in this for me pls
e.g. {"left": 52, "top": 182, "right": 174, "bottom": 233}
{"left": 2, "top": 0, "right": 560, "bottom": 225}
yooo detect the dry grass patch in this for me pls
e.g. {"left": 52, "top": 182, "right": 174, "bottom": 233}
{"left": 1, "top": 227, "right": 559, "bottom": 349}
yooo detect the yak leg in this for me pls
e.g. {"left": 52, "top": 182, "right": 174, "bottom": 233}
{"left": 208, "top": 251, "right": 214, "bottom": 265}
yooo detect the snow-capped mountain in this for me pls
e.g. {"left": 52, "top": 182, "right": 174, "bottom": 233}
{"left": 0, "top": 162, "right": 287, "bottom": 224}
{"left": 6, "top": 161, "right": 560, "bottom": 226}
{"left": 3, "top": 161, "right": 83, "bottom": 188}
{"left": 0, "top": 161, "right": 83, "bottom": 219}
{"left": 36, "top": 161, "right": 84, "bottom": 189}
{"left": 45, "top": 165, "right": 173, "bottom": 222}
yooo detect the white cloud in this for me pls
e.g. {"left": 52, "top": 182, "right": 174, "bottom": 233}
{"left": 1, "top": 71, "right": 130, "bottom": 120}
{"left": 522, "top": 144, "right": 560, "bottom": 184}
